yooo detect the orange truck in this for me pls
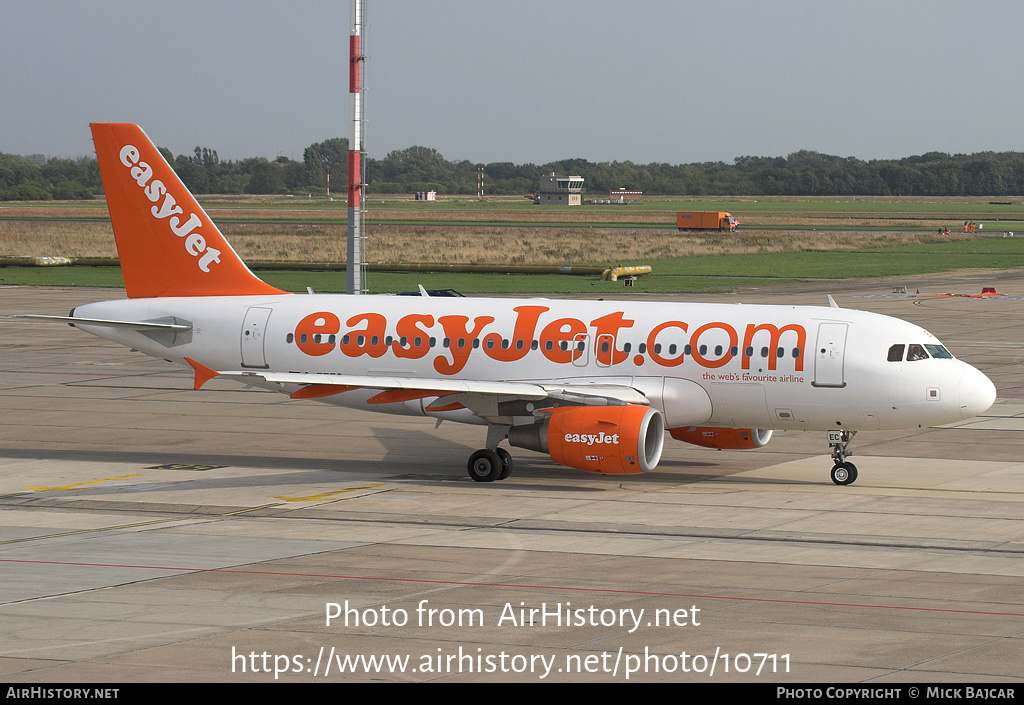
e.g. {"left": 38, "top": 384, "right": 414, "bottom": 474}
{"left": 676, "top": 211, "right": 738, "bottom": 231}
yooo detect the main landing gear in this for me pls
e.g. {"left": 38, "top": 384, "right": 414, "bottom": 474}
{"left": 467, "top": 426, "right": 514, "bottom": 483}
{"left": 467, "top": 447, "right": 513, "bottom": 482}
{"left": 828, "top": 430, "right": 858, "bottom": 485}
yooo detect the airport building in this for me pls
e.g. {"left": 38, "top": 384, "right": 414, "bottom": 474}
{"left": 538, "top": 173, "right": 584, "bottom": 205}
{"left": 610, "top": 188, "right": 642, "bottom": 203}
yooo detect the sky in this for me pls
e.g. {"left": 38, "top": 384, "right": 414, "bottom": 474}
{"left": 3, "top": 0, "right": 1024, "bottom": 165}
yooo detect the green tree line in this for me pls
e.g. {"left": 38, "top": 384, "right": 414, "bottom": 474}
{"left": 4, "top": 142, "right": 1024, "bottom": 200}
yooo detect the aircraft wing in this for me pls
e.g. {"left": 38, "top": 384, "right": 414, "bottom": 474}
{"left": 184, "top": 359, "right": 650, "bottom": 416}
{"left": 228, "top": 370, "right": 551, "bottom": 399}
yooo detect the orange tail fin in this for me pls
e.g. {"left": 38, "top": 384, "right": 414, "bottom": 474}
{"left": 90, "top": 123, "right": 286, "bottom": 298}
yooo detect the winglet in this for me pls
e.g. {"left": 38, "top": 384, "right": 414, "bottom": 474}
{"left": 184, "top": 357, "right": 220, "bottom": 390}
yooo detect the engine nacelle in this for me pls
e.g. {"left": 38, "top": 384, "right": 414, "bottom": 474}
{"left": 669, "top": 426, "right": 773, "bottom": 450}
{"left": 508, "top": 404, "right": 664, "bottom": 474}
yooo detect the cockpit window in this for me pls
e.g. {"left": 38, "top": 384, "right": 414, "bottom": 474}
{"left": 890, "top": 343, "right": 954, "bottom": 362}
{"left": 907, "top": 344, "right": 929, "bottom": 361}
{"left": 925, "top": 344, "right": 954, "bottom": 359}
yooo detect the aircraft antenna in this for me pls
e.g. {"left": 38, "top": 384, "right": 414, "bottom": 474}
{"left": 347, "top": 0, "right": 367, "bottom": 294}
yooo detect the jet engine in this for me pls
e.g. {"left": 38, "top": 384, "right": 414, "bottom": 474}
{"left": 669, "top": 427, "right": 773, "bottom": 450}
{"left": 508, "top": 404, "right": 664, "bottom": 474}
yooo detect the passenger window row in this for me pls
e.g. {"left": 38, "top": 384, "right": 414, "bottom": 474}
{"left": 284, "top": 333, "right": 803, "bottom": 360}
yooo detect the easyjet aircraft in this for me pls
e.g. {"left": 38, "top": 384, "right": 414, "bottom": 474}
{"left": 21, "top": 124, "right": 997, "bottom": 485}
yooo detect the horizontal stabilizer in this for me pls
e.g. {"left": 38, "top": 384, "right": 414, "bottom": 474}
{"left": 13, "top": 314, "right": 192, "bottom": 331}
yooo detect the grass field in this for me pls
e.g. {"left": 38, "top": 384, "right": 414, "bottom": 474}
{"left": 2, "top": 194, "right": 1023, "bottom": 293}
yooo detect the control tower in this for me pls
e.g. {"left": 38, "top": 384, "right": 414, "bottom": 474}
{"left": 537, "top": 173, "right": 584, "bottom": 205}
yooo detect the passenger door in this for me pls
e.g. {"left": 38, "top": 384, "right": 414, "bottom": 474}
{"left": 241, "top": 307, "right": 272, "bottom": 369}
{"left": 812, "top": 322, "right": 847, "bottom": 388}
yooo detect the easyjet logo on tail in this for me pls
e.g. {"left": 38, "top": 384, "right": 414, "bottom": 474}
{"left": 118, "top": 144, "right": 222, "bottom": 273}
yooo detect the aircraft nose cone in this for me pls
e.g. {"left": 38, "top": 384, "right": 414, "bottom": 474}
{"left": 959, "top": 366, "right": 997, "bottom": 419}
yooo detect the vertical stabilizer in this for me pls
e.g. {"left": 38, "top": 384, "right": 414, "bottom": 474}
{"left": 90, "top": 123, "right": 287, "bottom": 298}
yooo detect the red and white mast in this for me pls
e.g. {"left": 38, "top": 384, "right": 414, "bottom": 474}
{"left": 347, "top": 0, "right": 366, "bottom": 295}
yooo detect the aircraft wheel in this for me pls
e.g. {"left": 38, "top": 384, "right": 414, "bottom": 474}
{"left": 468, "top": 449, "right": 503, "bottom": 482}
{"left": 496, "top": 448, "right": 513, "bottom": 480}
{"left": 830, "top": 461, "right": 858, "bottom": 486}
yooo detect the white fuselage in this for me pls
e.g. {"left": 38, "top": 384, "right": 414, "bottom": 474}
{"left": 71, "top": 294, "right": 996, "bottom": 433}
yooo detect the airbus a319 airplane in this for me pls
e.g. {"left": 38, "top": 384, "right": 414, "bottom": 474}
{"left": 21, "top": 124, "right": 997, "bottom": 485}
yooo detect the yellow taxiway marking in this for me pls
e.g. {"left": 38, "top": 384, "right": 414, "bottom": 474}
{"left": 23, "top": 474, "right": 143, "bottom": 492}
{"left": 274, "top": 484, "right": 385, "bottom": 502}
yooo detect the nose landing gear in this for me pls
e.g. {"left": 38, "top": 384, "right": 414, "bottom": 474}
{"left": 828, "top": 430, "right": 858, "bottom": 485}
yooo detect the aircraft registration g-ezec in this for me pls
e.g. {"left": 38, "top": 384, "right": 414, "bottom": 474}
{"left": 21, "top": 124, "right": 997, "bottom": 485}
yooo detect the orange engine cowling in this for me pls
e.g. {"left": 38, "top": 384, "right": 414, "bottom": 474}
{"left": 508, "top": 404, "right": 664, "bottom": 474}
{"left": 669, "top": 426, "right": 772, "bottom": 450}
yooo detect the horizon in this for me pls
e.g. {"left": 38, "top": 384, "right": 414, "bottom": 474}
{"left": 8, "top": 144, "right": 1021, "bottom": 168}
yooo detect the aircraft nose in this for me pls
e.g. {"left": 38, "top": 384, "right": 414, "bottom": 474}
{"left": 959, "top": 365, "right": 997, "bottom": 419}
